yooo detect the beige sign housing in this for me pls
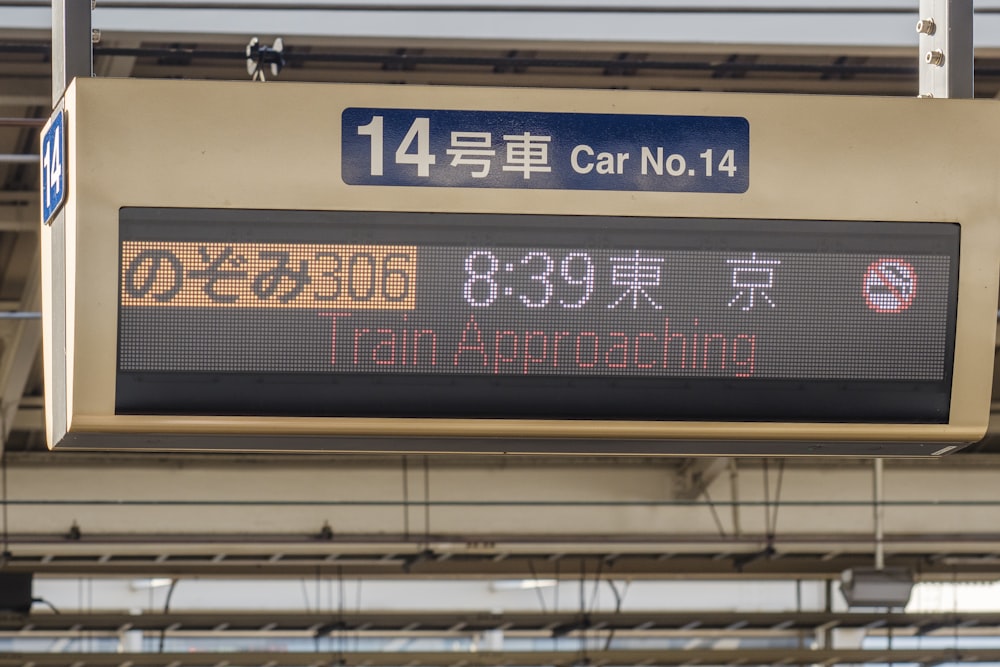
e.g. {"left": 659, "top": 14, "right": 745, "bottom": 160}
{"left": 42, "top": 78, "right": 1000, "bottom": 455}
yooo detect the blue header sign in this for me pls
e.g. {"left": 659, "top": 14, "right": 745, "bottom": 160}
{"left": 41, "top": 110, "right": 66, "bottom": 225}
{"left": 342, "top": 109, "right": 749, "bottom": 194}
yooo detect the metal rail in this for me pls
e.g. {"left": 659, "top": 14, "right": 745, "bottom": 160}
{"left": 2, "top": 648, "right": 998, "bottom": 667}
{"left": 4, "top": 610, "right": 1000, "bottom": 634}
{"left": 0, "top": 155, "right": 38, "bottom": 163}
{"left": 2, "top": 551, "right": 999, "bottom": 580}
{"left": 2, "top": 44, "right": 938, "bottom": 77}
{"left": 0, "top": 118, "right": 45, "bottom": 128}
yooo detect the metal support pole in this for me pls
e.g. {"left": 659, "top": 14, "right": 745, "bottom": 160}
{"left": 52, "top": 0, "right": 93, "bottom": 104}
{"left": 728, "top": 459, "right": 741, "bottom": 537}
{"left": 43, "top": 1, "right": 91, "bottom": 452}
{"left": 873, "top": 458, "right": 885, "bottom": 570}
{"left": 918, "top": 0, "right": 974, "bottom": 99}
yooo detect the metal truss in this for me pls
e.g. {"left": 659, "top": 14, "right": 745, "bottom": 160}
{"left": 3, "top": 550, "right": 1000, "bottom": 580}
{"left": 3, "top": 648, "right": 1000, "bottom": 667}
{"left": 3, "top": 610, "right": 1000, "bottom": 636}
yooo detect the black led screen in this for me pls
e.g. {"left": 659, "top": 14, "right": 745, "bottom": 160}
{"left": 117, "top": 208, "right": 959, "bottom": 423}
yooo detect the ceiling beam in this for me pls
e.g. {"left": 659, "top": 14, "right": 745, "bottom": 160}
{"left": 93, "top": 39, "right": 139, "bottom": 78}
{"left": 0, "top": 234, "right": 40, "bottom": 451}
{"left": 0, "top": 78, "right": 51, "bottom": 108}
{"left": 0, "top": 551, "right": 998, "bottom": 580}
{"left": 5, "top": 648, "right": 1000, "bottom": 667}
{"left": 5, "top": 610, "right": 1000, "bottom": 634}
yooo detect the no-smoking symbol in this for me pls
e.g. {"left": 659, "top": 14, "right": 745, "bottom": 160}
{"left": 864, "top": 259, "right": 916, "bottom": 313}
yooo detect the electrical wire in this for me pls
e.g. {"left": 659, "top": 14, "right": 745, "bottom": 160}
{"left": 31, "top": 597, "right": 61, "bottom": 614}
{"left": 401, "top": 456, "right": 410, "bottom": 541}
{"left": 336, "top": 566, "right": 345, "bottom": 665}
{"left": 587, "top": 556, "right": 604, "bottom": 615}
{"left": 1, "top": 449, "right": 9, "bottom": 563}
{"left": 763, "top": 459, "right": 772, "bottom": 538}
{"left": 423, "top": 455, "right": 431, "bottom": 547}
{"left": 300, "top": 577, "right": 313, "bottom": 613}
{"left": 602, "top": 579, "right": 629, "bottom": 651}
{"left": 577, "top": 559, "right": 587, "bottom": 661}
{"left": 157, "top": 578, "right": 178, "bottom": 653}
{"left": 701, "top": 485, "right": 728, "bottom": 538}
{"left": 770, "top": 459, "right": 785, "bottom": 537}
{"left": 527, "top": 559, "right": 548, "bottom": 613}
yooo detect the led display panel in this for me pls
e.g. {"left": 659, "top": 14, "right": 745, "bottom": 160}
{"left": 117, "top": 208, "right": 959, "bottom": 424}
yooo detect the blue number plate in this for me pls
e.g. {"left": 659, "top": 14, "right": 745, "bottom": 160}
{"left": 41, "top": 111, "right": 66, "bottom": 225}
{"left": 342, "top": 108, "right": 748, "bottom": 194}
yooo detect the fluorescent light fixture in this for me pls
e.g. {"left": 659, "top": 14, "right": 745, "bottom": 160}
{"left": 840, "top": 567, "right": 914, "bottom": 608}
{"left": 129, "top": 577, "right": 174, "bottom": 591}
{"left": 491, "top": 579, "right": 558, "bottom": 591}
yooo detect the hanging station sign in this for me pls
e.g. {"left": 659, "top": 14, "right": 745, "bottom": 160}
{"left": 42, "top": 79, "right": 1000, "bottom": 455}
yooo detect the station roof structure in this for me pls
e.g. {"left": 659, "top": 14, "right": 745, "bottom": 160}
{"left": 2, "top": 3, "right": 1000, "bottom": 665}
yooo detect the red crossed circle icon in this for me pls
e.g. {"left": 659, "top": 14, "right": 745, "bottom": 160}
{"left": 863, "top": 259, "right": 917, "bottom": 313}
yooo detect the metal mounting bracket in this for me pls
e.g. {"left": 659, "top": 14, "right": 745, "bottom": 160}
{"left": 918, "top": 0, "right": 973, "bottom": 99}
